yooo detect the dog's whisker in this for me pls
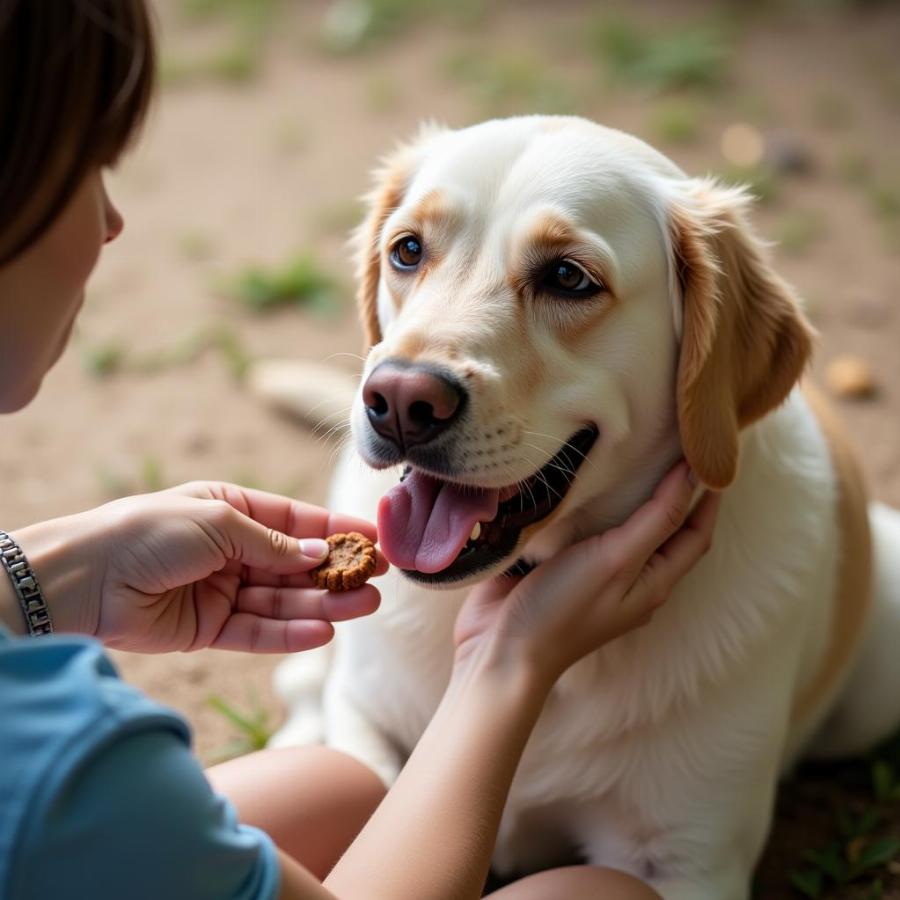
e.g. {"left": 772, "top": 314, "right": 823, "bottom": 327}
{"left": 521, "top": 442, "right": 576, "bottom": 493}
{"left": 322, "top": 352, "right": 367, "bottom": 366}
{"left": 518, "top": 450, "right": 566, "bottom": 507}
{"left": 524, "top": 429, "right": 601, "bottom": 480}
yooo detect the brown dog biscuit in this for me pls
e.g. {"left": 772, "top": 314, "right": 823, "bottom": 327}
{"left": 312, "top": 532, "right": 377, "bottom": 591}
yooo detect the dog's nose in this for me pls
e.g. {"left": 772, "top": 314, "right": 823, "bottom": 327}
{"left": 363, "top": 362, "right": 465, "bottom": 451}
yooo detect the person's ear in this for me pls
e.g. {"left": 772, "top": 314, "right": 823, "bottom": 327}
{"left": 670, "top": 178, "right": 816, "bottom": 489}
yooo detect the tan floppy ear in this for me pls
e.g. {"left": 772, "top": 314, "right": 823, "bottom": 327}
{"left": 670, "top": 179, "right": 815, "bottom": 489}
{"left": 353, "top": 125, "right": 446, "bottom": 350}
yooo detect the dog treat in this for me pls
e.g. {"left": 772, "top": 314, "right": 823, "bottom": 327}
{"left": 312, "top": 532, "right": 377, "bottom": 591}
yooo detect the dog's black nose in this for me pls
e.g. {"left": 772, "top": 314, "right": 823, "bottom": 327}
{"left": 363, "top": 362, "right": 466, "bottom": 451}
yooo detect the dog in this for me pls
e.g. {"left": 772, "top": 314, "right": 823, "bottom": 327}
{"left": 265, "top": 116, "right": 900, "bottom": 899}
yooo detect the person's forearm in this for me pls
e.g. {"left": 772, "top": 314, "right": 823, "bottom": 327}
{"left": 325, "top": 655, "right": 551, "bottom": 900}
{"left": 0, "top": 558, "right": 26, "bottom": 633}
{"left": 2, "top": 518, "right": 100, "bottom": 636}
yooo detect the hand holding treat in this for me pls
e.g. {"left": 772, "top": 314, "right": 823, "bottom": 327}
{"left": 9, "top": 483, "right": 387, "bottom": 653}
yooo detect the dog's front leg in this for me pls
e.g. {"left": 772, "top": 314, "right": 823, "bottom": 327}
{"left": 321, "top": 660, "right": 408, "bottom": 788}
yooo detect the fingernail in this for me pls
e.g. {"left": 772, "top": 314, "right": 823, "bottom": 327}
{"left": 299, "top": 538, "right": 329, "bottom": 560}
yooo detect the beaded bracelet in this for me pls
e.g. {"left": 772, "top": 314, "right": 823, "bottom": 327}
{"left": 0, "top": 530, "right": 54, "bottom": 636}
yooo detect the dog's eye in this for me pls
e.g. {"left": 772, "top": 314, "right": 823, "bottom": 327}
{"left": 390, "top": 236, "right": 424, "bottom": 270}
{"left": 541, "top": 260, "right": 602, "bottom": 298}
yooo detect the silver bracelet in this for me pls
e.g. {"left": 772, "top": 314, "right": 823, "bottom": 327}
{"left": 0, "top": 530, "right": 54, "bottom": 636}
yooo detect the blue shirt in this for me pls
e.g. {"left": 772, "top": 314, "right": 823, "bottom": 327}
{"left": 0, "top": 628, "right": 280, "bottom": 900}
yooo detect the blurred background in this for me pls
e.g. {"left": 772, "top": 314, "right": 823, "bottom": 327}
{"left": 2, "top": 1, "right": 899, "bottom": 895}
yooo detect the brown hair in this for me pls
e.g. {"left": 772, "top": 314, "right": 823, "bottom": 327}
{"left": 0, "top": 0, "right": 156, "bottom": 263}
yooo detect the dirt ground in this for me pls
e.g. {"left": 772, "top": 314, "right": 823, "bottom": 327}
{"left": 3, "top": 1, "right": 899, "bottom": 896}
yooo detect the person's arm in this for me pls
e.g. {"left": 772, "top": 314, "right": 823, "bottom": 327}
{"left": 324, "top": 655, "right": 544, "bottom": 900}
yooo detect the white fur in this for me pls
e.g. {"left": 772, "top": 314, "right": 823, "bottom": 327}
{"left": 271, "top": 117, "right": 900, "bottom": 899}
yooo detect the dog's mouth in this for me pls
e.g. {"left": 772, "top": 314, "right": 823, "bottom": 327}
{"left": 377, "top": 426, "right": 599, "bottom": 584}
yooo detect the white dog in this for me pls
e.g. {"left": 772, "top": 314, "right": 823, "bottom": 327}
{"left": 265, "top": 116, "right": 900, "bottom": 899}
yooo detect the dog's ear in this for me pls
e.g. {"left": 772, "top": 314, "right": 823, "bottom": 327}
{"left": 354, "top": 125, "right": 446, "bottom": 350}
{"left": 670, "top": 179, "right": 815, "bottom": 489}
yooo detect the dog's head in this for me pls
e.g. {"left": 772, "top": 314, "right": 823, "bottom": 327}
{"left": 350, "top": 116, "right": 813, "bottom": 586}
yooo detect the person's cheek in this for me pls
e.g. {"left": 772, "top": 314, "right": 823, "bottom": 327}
{"left": 48, "top": 175, "right": 107, "bottom": 305}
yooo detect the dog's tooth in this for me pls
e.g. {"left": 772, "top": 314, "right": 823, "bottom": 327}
{"left": 470, "top": 522, "right": 482, "bottom": 541}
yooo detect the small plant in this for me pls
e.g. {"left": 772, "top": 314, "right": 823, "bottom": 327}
{"left": 223, "top": 254, "right": 339, "bottom": 314}
{"left": 179, "top": 0, "right": 279, "bottom": 35}
{"left": 440, "top": 49, "right": 573, "bottom": 116}
{"left": 719, "top": 164, "right": 780, "bottom": 205}
{"left": 589, "top": 17, "right": 729, "bottom": 92}
{"left": 130, "top": 330, "right": 213, "bottom": 374}
{"left": 83, "top": 341, "right": 127, "bottom": 378}
{"left": 773, "top": 210, "right": 827, "bottom": 257}
{"left": 867, "top": 182, "right": 900, "bottom": 221}
{"left": 160, "top": 39, "right": 261, "bottom": 88}
{"left": 207, "top": 693, "right": 275, "bottom": 763}
{"left": 95, "top": 465, "right": 134, "bottom": 500}
{"left": 649, "top": 99, "right": 705, "bottom": 145}
{"left": 162, "top": 0, "right": 278, "bottom": 88}
{"left": 318, "top": 0, "right": 485, "bottom": 54}
{"left": 94, "top": 454, "right": 168, "bottom": 499}
{"left": 837, "top": 148, "right": 872, "bottom": 187}
{"left": 319, "top": 0, "right": 417, "bottom": 54}
{"left": 141, "top": 455, "right": 165, "bottom": 493}
{"left": 211, "top": 326, "right": 253, "bottom": 383}
{"left": 177, "top": 231, "right": 216, "bottom": 262}
{"left": 365, "top": 73, "right": 403, "bottom": 113}
{"left": 206, "top": 42, "right": 259, "bottom": 83}
{"left": 788, "top": 744, "right": 900, "bottom": 897}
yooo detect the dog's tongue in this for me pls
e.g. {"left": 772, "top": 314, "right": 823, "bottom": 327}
{"left": 378, "top": 470, "right": 499, "bottom": 573}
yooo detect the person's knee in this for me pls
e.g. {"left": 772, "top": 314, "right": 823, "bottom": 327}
{"left": 489, "top": 865, "right": 661, "bottom": 899}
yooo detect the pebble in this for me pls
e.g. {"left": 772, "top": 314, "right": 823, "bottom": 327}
{"left": 764, "top": 130, "right": 816, "bottom": 176}
{"left": 720, "top": 123, "right": 765, "bottom": 168}
{"left": 825, "top": 354, "right": 878, "bottom": 399}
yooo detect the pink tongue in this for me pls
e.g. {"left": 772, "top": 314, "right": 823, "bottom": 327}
{"left": 378, "top": 470, "right": 500, "bottom": 573}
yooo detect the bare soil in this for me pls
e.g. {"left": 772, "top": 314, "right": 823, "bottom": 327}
{"left": 3, "top": 2, "right": 899, "bottom": 897}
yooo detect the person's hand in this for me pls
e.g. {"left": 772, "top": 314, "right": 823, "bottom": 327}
{"left": 453, "top": 462, "right": 720, "bottom": 687}
{"left": 12, "top": 482, "right": 387, "bottom": 653}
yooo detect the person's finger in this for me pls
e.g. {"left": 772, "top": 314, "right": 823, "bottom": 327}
{"left": 236, "top": 584, "right": 381, "bottom": 622}
{"left": 651, "top": 489, "right": 721, "bottom": 584}
{"left": 209, "top": 614, "right": 336, "bottom": 653}
{"left": 464, "top": 573, "right": 524, "bottom": 606}
{"left": 170, "top": 481, "right": 379, "bottom": 544}
{"left": 230, "top": 547, "right": 389, "bottom": 589}
{"left": 623, "top": 490, "right": 721, "bottom": 613}
{"left": 204, "top": 502, "right": 331, "bottom": 574}
{"left": 600, "top": 462, "right": 695, "bottom": 580}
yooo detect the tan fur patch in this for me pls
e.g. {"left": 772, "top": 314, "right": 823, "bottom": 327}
{"left": 355, "top": 151, "right": 420, "bottom": 349}
{"left": 670, "top": 182, "right": 815, "bottom": 489}
{"left": 792, "top": 382, "right": 873, "bottom": 724}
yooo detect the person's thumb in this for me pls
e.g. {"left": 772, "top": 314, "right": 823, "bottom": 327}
{"left": 213, "top": 506, "right": 329, "bottom": 573}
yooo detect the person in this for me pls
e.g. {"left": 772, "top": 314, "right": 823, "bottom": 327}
{"left": 0, "top": 3, "right": 721, "bottom": 898}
